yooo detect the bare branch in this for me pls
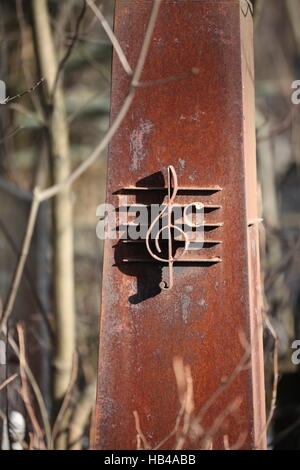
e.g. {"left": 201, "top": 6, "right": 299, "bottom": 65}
{"left": 68, "top": 378, "right": 96, "bottom": 450}
{"left": 8, "top": 332, "right": 51, "bottom": 447}
{"left": 52, "top": 0, "right": 87, "bottom": 98}
{"left": 153, "top": 358, "right": 190, "bottom": 450}
{"left": 264, "top": 314, "right": 279, "bottom": 429}
{"left": 134, "top": 350, "right": 250, "bottom": 450}
{"left": 174, "top": 361, "right": 194, "bottom": 450}
{"left": 200, "top": 397, "right": 243, "bottom": 450}
{"left": 223, "top": 431, "right": 248, "bottom": 451}
{"left": 39, "top": 0, "right": 163, "bottom": 201}
{"left": 86, "top": 0, "right": 132, "bottom": 76}
{"left": 0, "top": 126, "right": 23, "bottom": 144}
{"left": 196, "top": 334, "right": 251, "bottom": 423}
{"left": 51, "top": 352, "right": 78, "bottom": 449}
{"left": 0, "top": 373, "right": 18, "bottom": 392}
{"left": 17, "top": 323, "right": 46, "bottom": 449}
{"left": 0, "top": 189, "right": 41, "bottom": 333}
{"left": 9, "top": 103, "right": 45, "bottom": 126}
{"left": 0, "top": 219, "right": 54, "bottom": 337}
{"left": 0, "top": 0, "right": 162, "bottom": 372}
{"left": 256, "top": 309, "right": 279, "bottom": 447}
{"left": 1, "top": 78, "right": 45, "bottom": 105}
{"left": 133, "top": 410, "right": 151, "bottom": 450}
{"left": 15, "top": 0, "right": 45, "bottom": 118}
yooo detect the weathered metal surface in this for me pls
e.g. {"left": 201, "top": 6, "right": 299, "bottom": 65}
{"left": 94, "top": 0, "right": 266, "bottom": 450}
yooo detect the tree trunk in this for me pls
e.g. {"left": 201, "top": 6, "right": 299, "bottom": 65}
{"left": 31, "top": 0, "right": 75, "bottom": 416}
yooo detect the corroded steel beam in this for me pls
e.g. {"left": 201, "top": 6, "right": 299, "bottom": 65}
{"left": 94, "top": 0, "right": 266, "bottom": 450}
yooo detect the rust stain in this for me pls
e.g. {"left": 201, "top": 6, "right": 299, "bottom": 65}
{"left": 130, "top": 119, "right": 154, "bottom": 171}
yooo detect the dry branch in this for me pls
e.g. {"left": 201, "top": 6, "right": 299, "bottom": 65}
{"left": 17, "top": 324, "right": 46, "bottom": 449}
{"left": 0, "top": 0, "right": 163, "bottom": 449}
{"left": 68, "top": 378, "right": 96, "bottom": 450}
{"left": 0, "top": 189, "right": 41, "bottom": 333}
{"left": 0, "top": 373, "right": 18, "bottom": 392}
{"left": 1, "top": 0, "right": 163, "bottom": 337}
{"left": 51, "top": 352, "right": 78, "bottom": 449}
{"left": 52, "top": 0, "right": 87, "bottom": 98}
{"left": 8, "top": 333, "right": 51, "bottom": 447}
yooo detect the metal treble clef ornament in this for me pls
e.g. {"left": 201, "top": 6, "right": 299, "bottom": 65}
{"left": 119, "top": 166, "right": 222, "bottom": 291}
{"left": 146, "top": 166, "right": 190, "bottom": 291}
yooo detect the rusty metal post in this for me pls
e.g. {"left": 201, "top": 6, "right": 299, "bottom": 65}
{"left": 94, "top": 0, "right": 266, "bottom": 450}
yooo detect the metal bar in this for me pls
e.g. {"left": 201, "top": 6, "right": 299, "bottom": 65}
{"left": 122, "top": 258, "right": 222, "bottom": 264}
{"left": 120, "top": 186, "right": 222, "bottom": 192}
{"left": 119, "top": 204, "right": 222, "bottom": 209}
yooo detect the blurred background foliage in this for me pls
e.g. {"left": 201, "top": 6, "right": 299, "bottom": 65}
{"left": 0, "top": 0, "right": 300, "bottom": 450}
{"left": 255, "top": 0, "right": 300, "bottom": 449}
{"left": 0, "top": 0, "right": 113, "bottom": 450}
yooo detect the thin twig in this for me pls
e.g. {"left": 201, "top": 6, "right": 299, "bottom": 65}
{"left": 1, "top": 78, "right": 45, "bottom": 105}
{"left": 241, "top": 0, "right": 254, "bottom": 17}
{"left": 52, "top": 0, "right": 87, "bottom": 98}
{"left": 68, "top": 378, "right": 96, "bottom": 450}
{"left": 133, "top": 410, "right": 151, "bottom": 450}
{"left": 8, "top": 332, "right": 52, "bottom": 448}
{"left": 134, "top": 352, "right": 249, "bottom": 450}
{"left": 200, "top": 397, "right": 243, "bottom": 450}
{"left": 53, "top": 0, "right": 77, "bottom": 47}
{"left": 9, "top": 103, "right": 45, "bottom": 126}
{"left": 39, "top": 0, "right": 163, "bottom": 201}
{"left": 265, "top": 316, "right": 279, "bottom": 430}
{"left": 0, "top": 219, "right": 54, "bottom": 338}
{"left": 50, "top": 352, "right": 78, "bottom": 449}
{"left": 257, "top": 106, "right": 297, "bottom": 143}
{"left": 0, "top": 373, "right": 18, "bottom": 392}
{"left": 153, "top": 396, "right": 187, "bottom": 450}
{"left": 256, "top": 310, "right": 279, "bottom": 446}
{"left": 17, "top": 323, "right": 46, "bottom": 449}
{"left": 196, "top": 338, "right": 250, "bottom": 423}
{"left": 0, "top": 126, "right": 23, "bottom": 144}
{"left": 174, "top": 360, "right": 194, "bottom": 450}
{"left": 0, "top": 189, "right": 41, "bottom": 333}
{"left": 153, "top": 357, "right": 191, "bottom": 450}
{"left": 223, "top": 431, "right": 248, "bottom": 451}
{"left": 15, "top": 0, "right": 45, "bottom": 118}
{"left": 86, "top": 0, "right": 132, "bottom": 76}
{"left": 0, "top": 0, "right": 163, "bottom": 350}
